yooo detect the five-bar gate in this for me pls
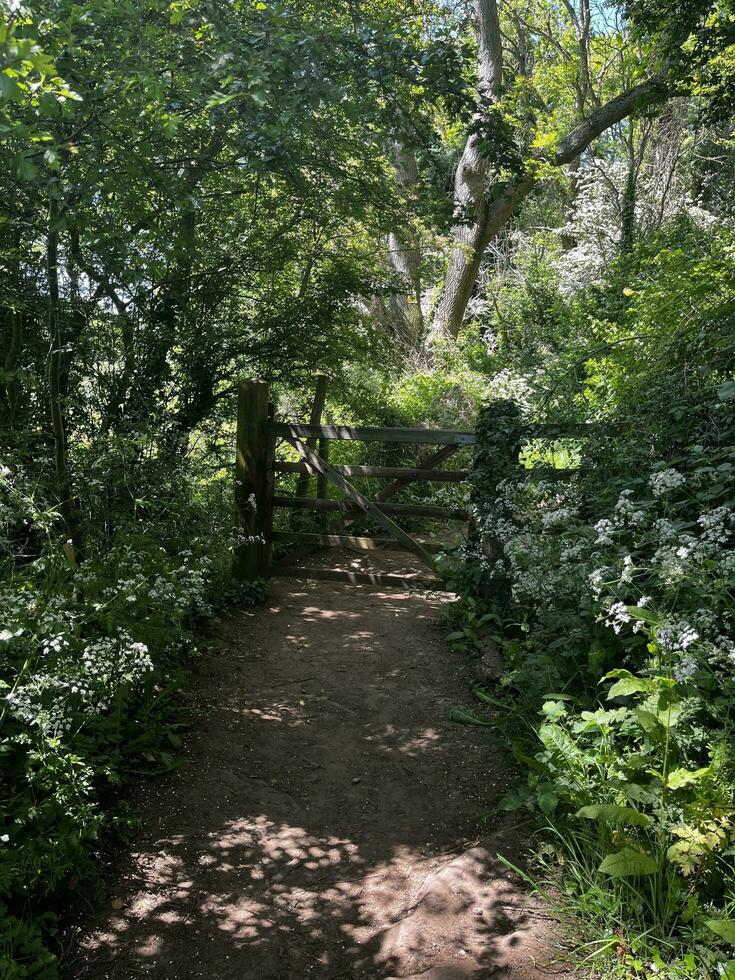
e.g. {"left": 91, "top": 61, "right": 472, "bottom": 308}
{"left": 233, "top": 378, "right": 477, "bottom": 590}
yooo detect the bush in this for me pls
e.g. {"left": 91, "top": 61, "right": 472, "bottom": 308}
{"left": 458, "top": 225, "right": 735, "bottom": 976}
{"left": 0, "top": 454, "right": 262, "bottom": 976}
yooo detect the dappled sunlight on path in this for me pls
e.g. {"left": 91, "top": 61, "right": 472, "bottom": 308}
{"left": 72, "top": 558, "right": 567, "bottom": 978}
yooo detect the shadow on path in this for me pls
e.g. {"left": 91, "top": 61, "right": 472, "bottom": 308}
{"left": 70, "top": 559, "right": 568, "bottom": 979}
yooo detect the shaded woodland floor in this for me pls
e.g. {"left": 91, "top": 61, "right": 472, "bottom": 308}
{"left": 70, "top": 549, "right": 570, "bottom": 979}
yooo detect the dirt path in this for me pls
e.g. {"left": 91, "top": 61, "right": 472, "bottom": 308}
{"left": 72, "top": 550, "right": 567, "bottom": 979}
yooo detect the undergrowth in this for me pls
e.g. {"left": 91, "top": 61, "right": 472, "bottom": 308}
{"left": 0, "top": 453, "right": 263, "bottom": 977}
{"left": 443, "top": 224, "right": 735, "bottom": 977}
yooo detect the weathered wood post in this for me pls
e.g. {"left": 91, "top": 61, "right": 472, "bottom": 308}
{"left": 291, "top": 375, "right": 328, "bottom": 532}
{"left": 316, "top": 434, "right": 329, "bottom": 502}
{"left": 234, "top": 379, "right": 271, "bottom": 581}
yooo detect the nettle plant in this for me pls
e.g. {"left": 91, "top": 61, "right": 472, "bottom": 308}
{"left": 473, "top": 440, "right": 735, "bottom": 970}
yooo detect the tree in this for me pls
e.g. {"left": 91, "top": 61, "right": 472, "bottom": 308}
{"left": 0, "top": 0, "right": 407, "bottom": 537}
{"left": 374, "top": 0, "right": 731, "bottom": 349}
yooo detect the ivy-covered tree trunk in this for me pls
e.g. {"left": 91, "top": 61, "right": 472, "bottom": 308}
{"left": 468, "top": 398, "right": 525, "bottom": 603}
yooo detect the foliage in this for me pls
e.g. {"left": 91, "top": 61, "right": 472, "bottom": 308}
{"left": 456, "top": 224, "right": 735, "bottom": 976}
{"left": 0, "top": 3, "right": 418, "bottom": 968}
{"left": 0, "top": 451, "right": 263, "bottom": 974}
{"left": 2, "top": 0, "right": 735, "bottom": 973}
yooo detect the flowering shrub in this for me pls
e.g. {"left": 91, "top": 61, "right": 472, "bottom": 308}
{"left": 452, "top": 225, "right": 735, "bottom": 975}
{"left": 0, "top": 460, "right": 262, "bottom": 976}
{"left": 460, "top": 430, "right": 735, "bottom": 974}
{"left": 554, "top": 157, "right": 720, "bottom": 297}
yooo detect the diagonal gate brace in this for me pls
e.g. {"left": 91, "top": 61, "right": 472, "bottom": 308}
{"left": 284, "top": 436, "right": 437, "bottom": 572}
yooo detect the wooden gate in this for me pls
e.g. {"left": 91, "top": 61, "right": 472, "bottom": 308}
{"left": 233, "top": 378, "right": 476, "bottom": 590}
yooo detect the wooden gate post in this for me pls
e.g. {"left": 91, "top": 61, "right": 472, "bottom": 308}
{"left": 234, "top": 379, "right": 271, "bottom": 581}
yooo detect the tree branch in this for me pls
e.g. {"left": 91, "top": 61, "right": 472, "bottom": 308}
{"left": 554, "top": 77, "right": 669, "bottom": 165}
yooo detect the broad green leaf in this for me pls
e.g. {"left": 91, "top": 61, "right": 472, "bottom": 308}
{"left": 15, "top": 152, "right": 37, "bottom": 181}
{"left": 538, "top": 723, "right": 582, "bottom": 761}
{"left": 498, "top": 785, "right": 535, "bottom": 812}
{"left": 607, "top": 676, "right": 652, "bottom": 699}
{"left": 162, "top": 113, "right": 180, "bottom": 138}
{"left": 665, "top": 766, "right": 711, "bottom": 790}
{"left": 537, "top": 783, "right": 560, "bottom": 815}
{"left": 652, "top": 699, "right": 683, "bottom": 728}
{"left": 605, "top": 669, "right": 675, "bottom": 700}
{"left": 706, "top": 919, "right": 735, "bottom": 945}
{"left": 0, "top": 74, "right": 22, "bottom": 102}
{"left": 576, "top": 804, "right": 651, "bottom": 827}
{"left": 624, "top": 605, "right": 658, "bottom": 625}
{"left": 447, "top": 706, "right": 494, "bottom": 726}
{"left": 599, "top": 847, "right": 657, "bottom": 877}
{"left": 541, "top": 700, "right": 567, "bottom": 720}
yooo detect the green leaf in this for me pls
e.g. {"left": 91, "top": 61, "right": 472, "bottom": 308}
{"left": 537, "top": 783, "right": 560, "bottom": 815}
{"left": 541, "top": 699, "right": 568, "bottom": 720}
{"left": 162, "top": 113, "right": 180, "bottom": 138}
{"left": 604, "top": 669, "right": 674, "bottom": 700}
{"left": 624, "top": 605, "right": 658, "bottom": 625}
{"left": 665, "top": 766, "right": 711, "bottom": 790}
{"left": 444, "top": 630, "right": 466, "bottom": 642}
{"left": 635, "top": 708, "right": 663, "bottom": 733}
{"left": 498, "top": 785, "right": 535, "bottom": 812}
{"left": 15, "top": 152, "right": 37, "bottom": 181}
{"left": 717, "top": 380, "right": 735, "bottom": 402}
{"left": 447, "top": 706, "right": 494, "bottom": 726}
{"left": 576, "top": 804, "right": 651, "bottom": 827}
{"left": 607, "top": 676, "right": 652, "bottom": 699}
{"left": 0, "top": 74, "right": 22, "bottom": 102}
{"left": 538, "top": 722, "right": 581, "bottom": 760}
{"left": 598, "top": 847, "right": 657, "bottom": 877}
{"left": 706, "top": 919, "right": 735, "bottom": 945}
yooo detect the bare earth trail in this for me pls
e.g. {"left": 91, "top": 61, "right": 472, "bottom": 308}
{"left": 73, "top": 550, "right": 568, "bottom": 979}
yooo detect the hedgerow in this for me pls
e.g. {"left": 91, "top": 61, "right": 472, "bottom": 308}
{"left": 454, "top": 223, "right": 735, "bottom": 977}
{"left": 0, "top": 456, "right": 261, "bottom": 977}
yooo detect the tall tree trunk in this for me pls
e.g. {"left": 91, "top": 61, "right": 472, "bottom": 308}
{"left": 387, "top": 137, "right": 423, "bottom": 348}
{"left": 620, "top": 125, "right": 639, "bottom": 253}
{"left": 371, "top": 139, "right": 424, "bottom": 349}
{"left": 425, "top": 71, "right": 668, "bottom": 348}
{"left": 428, "top": 0, "right": 503, "bottom": 345}
{"left": 561, "top": 0, "right": 596, "bottom": 111}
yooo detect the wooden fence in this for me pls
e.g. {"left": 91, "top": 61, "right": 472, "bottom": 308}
{"left": 232, "top": 377, "right": 610, "bottom": 592}
{"left": 233, "top": 378, "right": 476, "bottom": 591}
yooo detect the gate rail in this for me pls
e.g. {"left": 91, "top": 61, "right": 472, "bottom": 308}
{"left": 233, "top": 378, "right": 476, "bottom": 591}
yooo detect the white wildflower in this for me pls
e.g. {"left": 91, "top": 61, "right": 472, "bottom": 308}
{"left": 606, "top": 601, "right": 631, "bottom": 634}
{"left": 594, "top": 519, "right": 615, "bottom": 545}
{"left": 649, "top": 468, "right": 685, "bottom": 497}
